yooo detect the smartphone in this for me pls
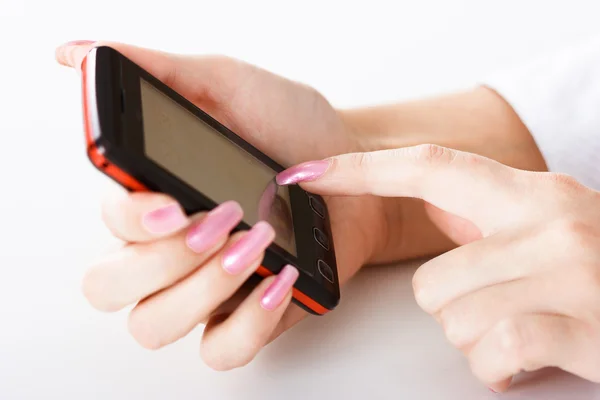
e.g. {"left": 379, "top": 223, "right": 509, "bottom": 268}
{"left": 79, "top": 46, "right": 340, "bottom": 315}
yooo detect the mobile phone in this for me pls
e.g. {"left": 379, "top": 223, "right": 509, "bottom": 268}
{"left": 79, "top": 46, "right": 340, "bottom": 315}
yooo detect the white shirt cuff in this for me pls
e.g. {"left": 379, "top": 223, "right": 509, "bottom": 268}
{"left": 482, "top": 36, "right": 600, "bottom": 191}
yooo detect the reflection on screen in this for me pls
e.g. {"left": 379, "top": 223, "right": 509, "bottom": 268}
{"left": 140, "top": 79, "right": 297, "bottom": 256}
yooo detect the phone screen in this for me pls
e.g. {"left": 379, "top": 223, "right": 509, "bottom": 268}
{"left": 139, "top": 79, "right": 297, "bottom": 256}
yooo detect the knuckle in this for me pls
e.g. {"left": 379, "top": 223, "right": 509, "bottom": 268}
{"left": 460, "top": 152, "right": 483, "bottom": 166}
{"left": 543, "top": 172, "right": 581, "bottom": 188}
{"left": 412, "top": 269, "right": 435, "bottom": 313}
{"left": 200, "top": 340, "right": 258, "bottom": 371}
{"left": 200, "top": 318, "right": 266, "bottom": 371}
{"left": 347, "top": 152, "right": 373, "bottom": 171}
{"left": 438, "top": 308, "right": 461, "bottom": 345}
{"left": 81, "top": 267, "right": 121, "bottom": 312}
{"left": 494, "top": 318, "right": 536, "bottom": 371}
{"left": 539, "top": 173, "right": 587, "bottom": 200}
{"left": 127, "top": 309, "right": 164, "bottom": 350}
{"left": 411, "top": 144, "right": 454, "bottom": 165}
{"left": 496, "top": 318, "right": 525, "bottom": 353}
{"left": 199, "top": 345, "right": 227, "bottom": 371}
{"left": 344, "top": 152, "right": 375, "bottom": 190}
{"left": 548, "top": 218, "right": 599, "bottom": 257}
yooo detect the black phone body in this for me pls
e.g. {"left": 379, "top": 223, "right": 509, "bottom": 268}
{"left": 81, "top": 46, "right": 340, "bottom": 315}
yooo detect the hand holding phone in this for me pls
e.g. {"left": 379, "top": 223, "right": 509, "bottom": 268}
{"left": 82, "top": 46, "right": 340, "bottom": 314}
{"left": 59, "top": 41, "right": 379, "bottom": 370}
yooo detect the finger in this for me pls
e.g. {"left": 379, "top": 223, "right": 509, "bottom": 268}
{"left": 413, "top": 221, "right": 600, "bottom": 316}
{"left": 200, "top": 265, "right": 299, "bottom": 371}
{"left": 467, "top": 314, "right": 600, "bottom": 389}
{"left": 277, "top": 145, "right": 527, "bottom": 235}
{"left": 488, "top": 377, "right": 513, "bottom": 394}
{"left": 56, "top": 40, "right": 182, "bottom": 79}
{"left": 201, "top": 279, "right": 308, "bottom": 332}
{"left": 55, "top": 40, "right": 242, "bottom": 112}
{"left": 438, "top": 260, "right": 600, "bottom": 349}
{"left": 82, "top": 202, "right": 244, "bottom": 311}
{"left": 101, "top": 188, "right": 190, "bottom": 242}
{"left": 55, "top": 40, "right": 97, "bottom": 70}
{"left": 423, "top": 202, "right": 483, "bottom": 246}
{"left": 126, "top": 222, "right": 275, "bottom": 350}
{"left": 412, "top": 228, "right": 548, "bottom": 314}
{"left": 438, "top": 276, "right": 562, "bottom": 349}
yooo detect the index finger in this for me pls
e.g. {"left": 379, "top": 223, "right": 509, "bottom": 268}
{"left": 277, "top": 144, "right": 528, "bottom": 235}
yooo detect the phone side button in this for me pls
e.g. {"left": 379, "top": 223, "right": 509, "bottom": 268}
{"left": 317, "top": 260, "right": 335, "bottom": 283}
{"left": 313, "top": 227, "right": 330, "bottom": 250}
{"left": 309, "top": 196, "right": 325, "bottom": 219}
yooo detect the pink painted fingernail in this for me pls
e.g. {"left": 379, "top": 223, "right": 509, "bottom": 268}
{"left": 260, "top": 265, "right": 299, "bottom": 310}
{"left": 62, "top": 40, "right": 96, "bottom": 46}
{"left": 142, "top": 203, "right": 188, "bottom": 234}
{"left": 186, "top": 201, "right": 243, "bottom": 253}
{"left": 222, "top": 221, "right": 275, "bottom": 274}
{"left": 276, "top": 160, "right": 331, "bottom": 185}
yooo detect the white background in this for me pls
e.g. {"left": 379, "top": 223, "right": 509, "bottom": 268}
{"left": 1, "top": 1, "right": 600, "bottom": 399}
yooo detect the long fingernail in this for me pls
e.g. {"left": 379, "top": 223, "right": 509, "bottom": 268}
{"left": 222, "top": 221, "right": 275, "bottom": 274}
{"left": 142, "top": 203, "right": 188, "bottom": 234}
{"left": 276, "top": 160, "right": 331, "bottom": 185}
{"left": 260, "top": 265, "right": 299, "bottom": 310}
{"left": 186, "top": 201, "right": 243, "bottom": 253}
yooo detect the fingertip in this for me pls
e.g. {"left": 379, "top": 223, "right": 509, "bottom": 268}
{"left": 275, "top": 159, "right": 332, "bottom": 186}
{"left": 81, "top": 264, "right": 123, "bottom": 313}
{"left": 259, "top": 265, "right": 299, "bottom": 311}
{"left": 141, "top": 203, "right": 188, "bottom": 235}
{"left": 55, "top": 40, "right": 97, "bottom": 69}
{"left": 488, "top": 376, "right": 513, "bottom": 393}
{"left": 101, "top": 190, "right": 188, "bottom": 242}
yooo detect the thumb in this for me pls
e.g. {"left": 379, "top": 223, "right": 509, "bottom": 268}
{"left": 276, "top": 144, "right": 525, "bottom": 235}
{"left": 55, "top": 40, "right": 97, "bottom": 70}
{"left": 54, "top": 40, "right": 244, "bottom": 112}
{"left": 55, "top": 40, "right": 185, "bottom": 86}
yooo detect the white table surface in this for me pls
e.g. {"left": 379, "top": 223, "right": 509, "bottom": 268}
{"left": 2, "top": 1, "right": 600, "bottom": 398}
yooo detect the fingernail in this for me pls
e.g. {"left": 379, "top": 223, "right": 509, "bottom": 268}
{"left": 488, "top": 377, "right": 512, "bottom": 393}
{"left": 222, "top": 221, "right": 275, "bottom": 274}
{"left": 276, "top": 159, "right": 331, "bottom": 185}
{"left": 142, "top": 203, "right": 188, "bottom": 234}
{"left": 62, "top": 40, "right": 96, "bottom": 46}
{"left": 186, "top": 201, "right": 243, "bottom": 253}
{"left": 260, "top": 265, "right": 299, "bottom": 310}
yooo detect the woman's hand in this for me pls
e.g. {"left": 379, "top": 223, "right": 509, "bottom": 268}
{"left": 56, "top": 40, "right": 388, "bottom": 370}
{"left": 278, "top": 144, "right": 600, "bottom": 392}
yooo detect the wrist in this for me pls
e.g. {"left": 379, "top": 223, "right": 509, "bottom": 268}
{"left": 339, "top": 87, "right": 548, "bottom": 172}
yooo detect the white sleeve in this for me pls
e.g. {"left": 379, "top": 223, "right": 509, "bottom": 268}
{"left": 483, "top": 36, "right": 600, "bottom": 191}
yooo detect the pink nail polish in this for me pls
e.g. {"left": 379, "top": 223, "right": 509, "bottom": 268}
{"left": 142, "top": 203, "right": 188, "bottom": 234}
{"left": 62, "top": 40, "right": 96, "bottom": 46}
{"left": 186, "top": 201, "right": 243, "bottom": 253}
{"left": 276, "top": 160, "right": 331, "bottom": 185}
{"left": 260, "top": 265, "right": 299, "bottom": 310}
{"left": 222, "top": 221, "right": 275, "bottom": 274}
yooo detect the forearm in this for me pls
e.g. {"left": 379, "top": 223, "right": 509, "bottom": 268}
{"left": 340, "top": 86, "right": 548, "bottom": 172}
{"left": 338, "top": 87, "right": 549, "bottom": 263}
